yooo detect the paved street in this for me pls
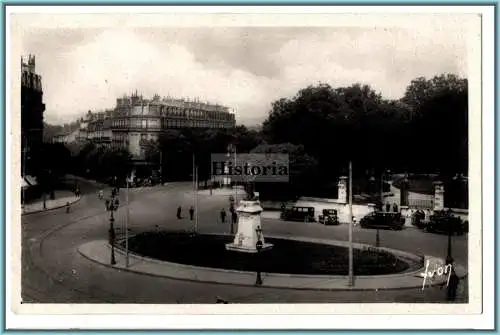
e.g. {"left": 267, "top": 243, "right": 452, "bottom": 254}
{"left": 21, "top": 180, "right": 468, "bottom": 304}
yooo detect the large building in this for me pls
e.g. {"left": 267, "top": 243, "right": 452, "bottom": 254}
{"left": 21, "top": 55, "right": 45, "bottom": 175}
{"left": 57, "top": 92, "right": 236, "bottom": 159}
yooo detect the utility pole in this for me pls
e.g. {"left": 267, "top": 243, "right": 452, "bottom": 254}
{"left": 234, "top": 146, "right": 237, "bottom": 204}
{"left": 348, "top": 161, "right": 354, "bottom": 287}
{"left": 195, "top": 166, "right": 199, "bottom": 234}
{"left": 159, "top": 151, "right": 163, "bottom": 184}
{"left": 125, "top": 176, "right": 130, "bottom": 268}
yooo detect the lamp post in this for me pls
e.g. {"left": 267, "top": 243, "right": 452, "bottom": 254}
{"left": 376, "top": 169, "right": 390, "bottom": 248}
{"left": 255, "top": 226, "right": 263, "bottom": 286}
{"left": 105, "top": 195, "right": 120, "bottom": 265}
{"left": 446, "top": 218, "right": 454, "bottom": 265}
{"left": 229, "top": 195, "right": 235, "bottom": 234}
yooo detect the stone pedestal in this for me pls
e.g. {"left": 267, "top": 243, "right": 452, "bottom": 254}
{"left": 400, "top": 176, "right": 409, "bottom": 207}
{"left": 337, "top": 176, "right": 348, "bottom": 204}
{"left": 400, "top": 205, "right": 413, "bottom": 227}
{"left": 434, "top": 181, "right": 444, "bottom": 211}
{"left": 225, "top": 200, "right": 273, "bottom": 253}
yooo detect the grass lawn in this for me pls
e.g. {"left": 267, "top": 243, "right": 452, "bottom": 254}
{"left": 124, "top": 232, "right": 413, "bottom": 276}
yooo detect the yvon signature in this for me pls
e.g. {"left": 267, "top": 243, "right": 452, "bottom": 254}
{"left": 421, "top": 260, "right": 452, "bottom": 290}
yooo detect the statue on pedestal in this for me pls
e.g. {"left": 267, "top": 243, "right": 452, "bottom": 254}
{"left": 225, "top": 200, "right": 273, "bottom": 253}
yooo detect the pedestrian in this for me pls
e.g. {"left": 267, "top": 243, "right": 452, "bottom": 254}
{"left": 393, "top": 203, "right": 398, "bottom": 213}
{"left": 232, "top": 210, "right": 238, "bottom": 224}
{"left": 177, "top": 206, "right": 182, "bottom": 219}
{"left": 446, "top": 267, "right": 460, "bottom": 302}
{"left": 98, "top": 189, "right": 104, "bottom": 200}
{"left": 220, "top": 208, "right": 226, "bottom": 224}
{"left": 189, "top": 206, "right": 195, "bottom": 221}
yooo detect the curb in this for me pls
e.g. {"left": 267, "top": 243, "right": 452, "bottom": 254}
{"left": 22, "top": 195, "right": 82, "bottom": 216}
{"left": 78, "top": 238, "right": 467, "bottom": 293}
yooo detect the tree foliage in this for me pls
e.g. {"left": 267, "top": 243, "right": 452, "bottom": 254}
{"left": 262, "top": 74, "right": 468, "bottom": 182}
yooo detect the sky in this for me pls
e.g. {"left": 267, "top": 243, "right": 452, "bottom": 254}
{"left": 18, "top": 14, "right": 472, "bottom": 125}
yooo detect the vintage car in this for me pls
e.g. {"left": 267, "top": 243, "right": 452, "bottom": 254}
{"left": 426, "top": 210, "right": 466, "bottom": 235}
{"left": 359, "top": 212, "right": 405, "bottom": 230}
{"left": 411, "top": 210, "right": 427, "bottom": 229}
{"left": 280, "top": 206, "right": 315, "bottom": 223}
{"left": 318, "top": 209, "right": 339, "bottom": 225}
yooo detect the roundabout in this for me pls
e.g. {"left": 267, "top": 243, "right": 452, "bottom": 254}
{"left": 23, "top": 179, "right": 469, "bottom": 303}
{"left": 78, "top": 232, "right": 466, "bottom": 291}
{"left": 121, "top": 232, "right": 415, "bottom": 275}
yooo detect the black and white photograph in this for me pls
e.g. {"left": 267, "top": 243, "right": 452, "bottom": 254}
{"left": 7, "top": 6, "right": 494, "bottom": 330}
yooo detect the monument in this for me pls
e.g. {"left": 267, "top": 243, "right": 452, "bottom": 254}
{"left": 225, "top": 200, "right": 273, "bottom": 253}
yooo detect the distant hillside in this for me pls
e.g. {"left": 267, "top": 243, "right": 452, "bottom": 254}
{"left": 43, "top": 120, "right": 81, "bottom": 142}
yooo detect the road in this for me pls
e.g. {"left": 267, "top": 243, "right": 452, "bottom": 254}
{"left": 21, "top": 180, "right": 468, "bottom": 303}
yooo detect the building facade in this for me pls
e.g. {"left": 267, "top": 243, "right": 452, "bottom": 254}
{"left": 21, "top": 55, "right": 45, "bottom": 175}
{"left": 62, "top": 92, "right": 236, "bottom": 159}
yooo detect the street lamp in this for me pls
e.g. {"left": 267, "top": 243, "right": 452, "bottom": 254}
{"left": 105, "top": 195, "right": 120, "bottom": 265}
{"left": 255, "top": 226, "right": 263, "bottom": 286}
{"left": 446, "top": 217, "right": 454, "bottom": 265}
{"left": 229, "top": 195, "right": 235, "bottom": 234}
{"left": 376, "top": 169, "right": 390, "bottom": 248}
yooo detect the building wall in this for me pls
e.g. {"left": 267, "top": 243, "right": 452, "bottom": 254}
{"left": 21, "top": 55, "right": 45, "bottom": 175}
{"left": 81, "top": 92, "right": 236, "bottom": 158}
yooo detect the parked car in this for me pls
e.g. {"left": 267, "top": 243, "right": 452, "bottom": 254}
{"left": 280, "top": 206, "right": 315, "bottom": 222}
{"left": 360, "top": 212, "right": 405, "bottom": 230}
{"left": 411, "top": 210, "right": 427, "bottom": 229}
{"left": 426, "top": 210, "right": 466, "bottom": 235}
{"left": 318, "top": 209, "right": 339, "bottom": 225}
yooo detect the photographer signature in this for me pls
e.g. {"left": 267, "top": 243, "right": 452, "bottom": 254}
{"left": 421, "top": 260, "right": 452, "bottom": 290}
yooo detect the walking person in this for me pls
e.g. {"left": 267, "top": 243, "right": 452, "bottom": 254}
{"left": 177, "top": 206, "right": 182, "bottom": 219}
{"left": 189, "top": 206, "right": 195, "bottom": 221}
{"left": 220, "top": 208, "right": 226, "bottom": 224}
{"left": 98, "top": 188, "right": 104, "bottom": 200}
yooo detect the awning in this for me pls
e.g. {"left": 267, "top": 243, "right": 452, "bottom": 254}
{"left": 21, "top": 177, "right": 29, "bottom": 188}
{"left": 25, "top": 175, "right": 37, "bottom": 186}
{"left": 21, "top": 175, "right": 38, "bottom": 188}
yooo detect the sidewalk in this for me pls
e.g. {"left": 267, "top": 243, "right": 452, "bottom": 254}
{"left": 197, "top": 187, "right": 245, "bottom": 197}
{"left": 22, "top": 190, "right": 81, "bottom": 215}
{"left": 78, "top": 239, "right": 467, "bottom": 292}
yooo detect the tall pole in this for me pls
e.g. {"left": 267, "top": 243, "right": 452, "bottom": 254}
{"left": 348, "top": 161, "right": 354, "bottom": 287}
{"left": 125, "top": 178, "right": 130, "bottom": 268}
{"left": 234, "top": 146, "right": 237, "bottom": 203}
{"left": 192, "top": 154, "right": 195, "bottom": 209}
{"left": 159, "top": 151, "right": 163, "bottom": 184}
{"left": 195, "top": 166, "right": 199, "bottom": 234}
{"left": 377, "top": 170, "right": 383, "bottom": 248}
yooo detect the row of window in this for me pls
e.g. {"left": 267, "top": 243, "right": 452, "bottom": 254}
{"left": 110, "top": 118, "right": 234, "bottom": 129}
{"left": 113, "top": 105, "right": 234, "bottom": 120}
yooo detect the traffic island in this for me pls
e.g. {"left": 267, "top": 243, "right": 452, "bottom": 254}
{"left": 77, "top": 234, "right": 467, "bottom": 291}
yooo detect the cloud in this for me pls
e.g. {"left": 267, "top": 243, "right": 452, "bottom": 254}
{"left": 20, "top": 23, "right": 469, "bottom": 125}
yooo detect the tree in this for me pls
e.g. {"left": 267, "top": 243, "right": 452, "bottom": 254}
{"left": 250, "top": 143, "right": 319, "bottom": 201}
{"left": 402, "top": 74, "right": 468, "bottom": 175}
{"left": 98, "top": 148, "right": 133, "bottom": 181}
